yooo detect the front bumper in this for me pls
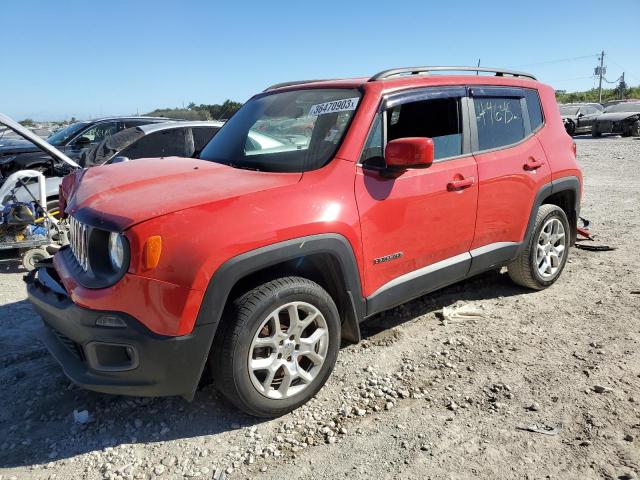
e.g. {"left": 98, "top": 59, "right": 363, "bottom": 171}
{"left": 25, "top": 263, "right": 215, "bottom": 398}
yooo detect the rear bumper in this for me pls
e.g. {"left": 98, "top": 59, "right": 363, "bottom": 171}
{"left": 25, "top": 264, "right": 215, "bottom": 398}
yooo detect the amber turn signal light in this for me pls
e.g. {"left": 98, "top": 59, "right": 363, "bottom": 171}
{"left": 143, "top": 235, "right": 162, "bottom": 270}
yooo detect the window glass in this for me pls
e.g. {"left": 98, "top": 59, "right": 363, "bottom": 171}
{"left": 193, "top": 126, "right": 220, "bottom": 155}
{"left": 474, "top": 97, "right": 525, "bottom": 150}
{"left": 119, "top": 129, "right": 189, "bottom": 160}
{"left": 77, "top": 122, "right": 119, "bottom": 144}
{"left": 359, "top": 114, "right": 383, "bottom": 164}
{"left": 199, "top": 89, "right": 361, "bottom": 172}
{"left": 386, "top": 97, "right": 463, "bottom": 160}
{"left": 523, "top": 90, "right": 543, "bottom": 131}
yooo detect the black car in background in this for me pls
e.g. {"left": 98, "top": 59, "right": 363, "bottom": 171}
{"left": 591, "top": 102, "right": 640, "bottom": 137}
{"left": 80, "top": 121, "right": 223, "bottom": 167}
{"left": 559, "top": 103, "right": 603, "bottom": 136}
{"left": 0, "top": 116, "right": 172, "bottom": 182}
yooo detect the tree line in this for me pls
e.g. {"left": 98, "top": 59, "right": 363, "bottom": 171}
{"left": 146, "top": 100, "right": 243, "bottom": 121}
{"left": 556, "top": 83, "right": 640, "bottom": 104}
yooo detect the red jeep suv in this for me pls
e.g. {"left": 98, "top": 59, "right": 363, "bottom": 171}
{"left": 26, "top": 66, "right": 582, "bottom": 417}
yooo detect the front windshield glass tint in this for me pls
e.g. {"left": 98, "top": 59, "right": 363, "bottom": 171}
{"left": 199, "top": 89, "right": 361, "bottom": 172}
{"left": 605, "top": 103, "right": 640, "bottom": 113}
{"left": 559, "top": 106, "right": 579, "bottom": 115}
{"left": 47, "top": 122, "right": 88, "bottom": 146}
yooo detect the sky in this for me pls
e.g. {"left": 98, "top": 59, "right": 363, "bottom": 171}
{"left": 1, "top": 0, "right": 639, "bottom": 121}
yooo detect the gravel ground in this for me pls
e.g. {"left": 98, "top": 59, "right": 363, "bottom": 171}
{"left": 1, "top": 136, "right": 639, "bottom": 480}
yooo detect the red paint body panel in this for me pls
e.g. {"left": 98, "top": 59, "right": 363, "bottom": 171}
{"left": 53, "top": 253, "right": 204, "bottom": 336}
{"left": 67, "top": 158, "right": 303, "bottom": 230}
{"left": 471, "top": 137, "right": 551, "bottom": 248}
{"left": 355, "top": 156, "right": 478, "bottom": 295}
{"left": 54, "top": 74, "right": 582, "bottom": 338}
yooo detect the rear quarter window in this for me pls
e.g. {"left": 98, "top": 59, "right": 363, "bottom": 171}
{"left": 474, "top": 97, "right": 525, "bottom": 150}
{"left": 523, "top": 89, "right": 544, "bottom": 131}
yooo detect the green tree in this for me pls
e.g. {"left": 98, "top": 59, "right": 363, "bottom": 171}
{"left": 19, "top": 118, "right": 35, "bottom": 127}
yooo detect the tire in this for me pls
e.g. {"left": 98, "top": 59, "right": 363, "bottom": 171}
{"left": 629, "top": 120, "right": 640, "bottom": 137}
{"left": 508, "top": 204, "right": 570, "bottom": 290}
{"left": 565, "top": 120, "right": 576, "bottom": 136}
{"left": 211, "top": 276, "right": 341, "bottom": 417}
{"left": 22, "top": 248, "right": 50, "bottom": 271}
{"left": 591, "top": 125, "right": 602, "bottom": 137}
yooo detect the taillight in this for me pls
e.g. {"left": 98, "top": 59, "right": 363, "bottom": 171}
{"left": 571, "top": 141, "right": 577, "bottom": 158}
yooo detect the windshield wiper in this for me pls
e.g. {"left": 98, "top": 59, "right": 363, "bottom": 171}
{"left": 227, "top": 162, "right": 261, "bottom": 172}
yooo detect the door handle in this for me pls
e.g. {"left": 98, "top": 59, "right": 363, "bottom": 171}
{"left": 523, "top": 158, "right": 544, "bottom": 171}
{"left": 447, "top": 177, "right": 475, "bottom": 191}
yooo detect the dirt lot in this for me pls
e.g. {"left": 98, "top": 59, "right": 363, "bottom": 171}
{"left": 1, "top": 136, "right": 639, "bottom": 480}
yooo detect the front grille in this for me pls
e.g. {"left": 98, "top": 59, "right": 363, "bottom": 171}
{"left": 52, "top": 328, "right": 86, "bottom": 362}
{"left": 68, "top": 216, "right": 89, "bottom": 271}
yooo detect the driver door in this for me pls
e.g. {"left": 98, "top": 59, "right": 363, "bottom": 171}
{"left": 355, "top": 88, "right": 478, "bottom": 307}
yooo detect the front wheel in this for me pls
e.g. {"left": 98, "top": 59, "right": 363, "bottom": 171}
{"left": 508, "top": 204, "right": 570, "bottom": 290}
{"left": 211, "top": 277, "right": 341, "bottom": 417}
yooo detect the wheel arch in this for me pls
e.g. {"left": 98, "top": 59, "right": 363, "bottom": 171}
{"left": 520, "top": 176, "right": 581, "bottom": 253}
{"left": 186, "top": 234, "right": 365, "bottom": 396}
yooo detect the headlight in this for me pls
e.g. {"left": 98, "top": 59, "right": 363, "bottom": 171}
{"left": 108, "top": 232, "right": 125, "bottom": 270}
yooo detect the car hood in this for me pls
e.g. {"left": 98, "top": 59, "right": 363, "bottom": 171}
{"left": 596, "top": 111, "right": 640, "bottom": 122}
{"left": 66, "top": 157, "right": 302, "bottom": 230}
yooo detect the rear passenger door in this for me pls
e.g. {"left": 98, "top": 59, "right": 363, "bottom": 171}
{"left": 469, "top": 87, "right": 551, "bottom": 260}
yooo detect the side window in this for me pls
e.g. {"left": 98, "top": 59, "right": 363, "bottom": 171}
{"left": 474, "top": 97, "right": 525, "bottom": 150}
{"left": 77, "top": 122, "right": 119, "bottom": 144}
{"left": 523, "top": 89, "right": 544, "bottom": 131}
{"left": 386, "top": 97, "right": 463, "bottom": 160}
{"left": 193, "top": 126, "right": 220, "bottom": 155}
{"left": 119, "top": 129, "right": 191, "bottom": 160}
{"left": 359, "top": 114, "right": 383, "bottom": 165}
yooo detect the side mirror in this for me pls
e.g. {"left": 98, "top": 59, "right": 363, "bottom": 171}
{"left": 385, "top": 137, "right": 434, "bottom": 170}
{"left": 110, "top": 156, "right": 129, "bottom": 164}
{"left": 577, "top": 112, "right": 584, "bottom": 118}
{"left": 74, "top": 136, "right": 91, "bottom": 146}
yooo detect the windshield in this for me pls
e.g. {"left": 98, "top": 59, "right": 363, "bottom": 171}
{"left": 199, "top": 89, "right": 361, "bottom": 172}
{"left": 559, "top": 106, "right": 579, "bottom": 115}
{"left": 604, "top": 103, "right": 640, "bottom": 113}
{"left": 47, "top": 122, "right": 89, "bottom": 146}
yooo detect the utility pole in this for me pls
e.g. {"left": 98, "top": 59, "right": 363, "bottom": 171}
{"left": 619, "top": 72, "right": 625, "bottom": 100}
{"left": 596, "top": 50, "right": 605, "bottom": 103}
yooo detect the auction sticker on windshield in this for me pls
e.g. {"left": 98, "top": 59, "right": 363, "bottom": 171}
{"left": 309, "top": 97, "right": 359, "bottom": 116}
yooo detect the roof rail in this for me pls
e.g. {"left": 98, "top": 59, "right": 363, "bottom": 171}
{"left": 369, "top": 66, "right": 537, "bottom": 82}
{"left": 263, "top": 79, "right": 332, "bottom": 92}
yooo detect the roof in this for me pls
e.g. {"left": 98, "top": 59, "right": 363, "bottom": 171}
{"left": 137, "top": 120, "right": 224, "bottom": 134}
{"left": 264, "top": 66, "right": 540, "bottom": 93}
{"left": 84, "top": 116, "right": 176, "bottom": 123}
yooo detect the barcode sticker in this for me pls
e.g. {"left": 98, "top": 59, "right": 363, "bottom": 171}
{"left": 308, "top": 97, "right": 359, "bottom": 116}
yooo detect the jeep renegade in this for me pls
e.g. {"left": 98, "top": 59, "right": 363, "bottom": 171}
{"left": 26, "top": 66, "right": 582, "bottom": 417}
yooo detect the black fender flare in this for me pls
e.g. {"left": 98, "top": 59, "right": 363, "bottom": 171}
{"left": 195, "top": 232, "right": 365, "bottom": 335}
{"left": 518, "top": 176, "right": 581, "bottom": 255}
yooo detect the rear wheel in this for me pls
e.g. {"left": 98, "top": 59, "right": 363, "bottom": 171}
{"left": 508, "top": 204, "right": 570, "bottom": 290}
{"left": 211, "top": 276, "right": 341, "bottom": 417}
{"left": 629, "top": 120, "right": 640, "bottom": 137}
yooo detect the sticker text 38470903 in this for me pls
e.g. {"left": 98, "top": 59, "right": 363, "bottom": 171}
{"left": 308, "top": 97, "right": 359, "bottom": 116}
